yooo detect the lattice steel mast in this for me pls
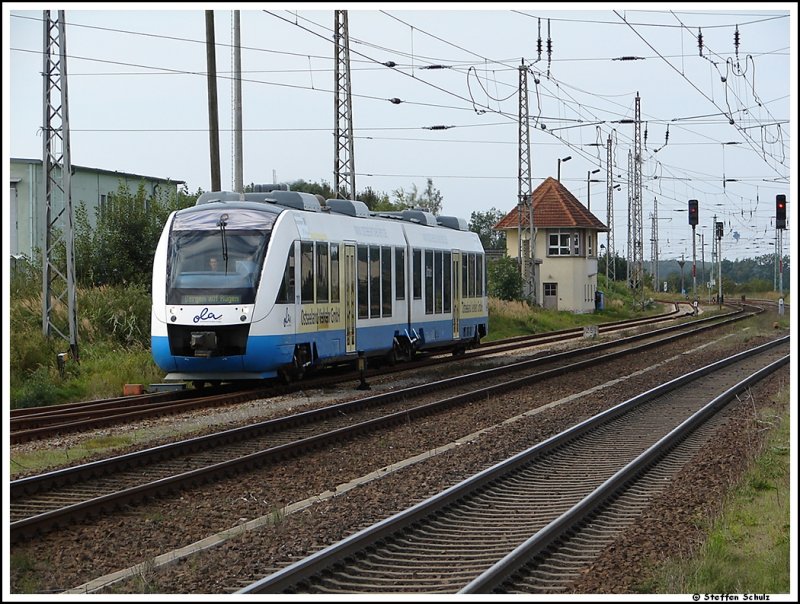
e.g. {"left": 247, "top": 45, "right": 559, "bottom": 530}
{"left": 518, "top": 61, "right": 534, "bottom": 303}
{"left": 41, "top": 10, "right": 78, "bottom": 361}
{"left": 630, "top": 93, "right": 644, "bottom": 308}
{"left": 333, "top": 10, "right": 356, "bottom": 199}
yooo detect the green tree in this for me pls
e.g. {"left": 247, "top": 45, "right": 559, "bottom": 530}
{"left": 487, "top": 255, "right": 523, "bottom": 301}
{"left": 469, "top": 208, "right": 506, "bottom": 250}
{"left": 392, "top": 178, "right": 443, "bottom": 215}
{"left": 74, "top": 181, "right": 194, "bottom": 290}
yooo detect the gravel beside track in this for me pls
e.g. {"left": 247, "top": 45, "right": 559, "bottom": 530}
{"left": 9, "top": 332, "right": 790, "bottom": 595}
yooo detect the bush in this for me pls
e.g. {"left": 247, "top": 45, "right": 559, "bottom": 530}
{"left": 488, "top": 255, "right": 523, "bottom": 301}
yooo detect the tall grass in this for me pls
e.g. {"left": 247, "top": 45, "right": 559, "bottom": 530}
{"left": 10, "top": 267, "right": 164, "bottom": 408}
{"left": 486, "top": 279, "right": 663, "bottom": 342}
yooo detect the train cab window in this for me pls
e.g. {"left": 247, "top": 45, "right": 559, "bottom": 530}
{"left": 425, "top": 250, "right": 434, "bottom": 314}
{"left": 275, "top": 244, "right": 295, "bottom": 304}
{"left": 316, "top": 242, "right": 329, "bottom": 304}
{"left": 381, "top": 246, "right": 392, "bottom": 317}
{"left": 443, "top": 251, "right": 451, "bottom": 312}
{"left": 357, "top": 245, "right": 368, "bottom": 319}
{"left": 395, "top": 248, "right": 405, "bottom": 301}
{"left": 369, "top": 245, "right": 380, "bottom": 318}
{"left": 476, "top": 254, "right": 484, "bottom": 297}
{"left": 330, "top": 243, "right": 340, "bottom": 303}
{"left": 413, "top": 249, "right": 422, "bottom": 300}
{"left": 300, "top": 242, "right": 314, "bottom": 304}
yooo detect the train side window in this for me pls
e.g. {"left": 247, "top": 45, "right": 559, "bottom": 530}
{"left": 443, "top": 251, "right": 451, "bottom": 312}
{"left": 316, "top": 242, "right": 329, "bottom": 304}
{"left": 381, "top": 246, "right": 392, "bottom": 317}
{"left": 300, "top": 242, "right": 314, "bottom": 304}
{"left": 434, "top": 250, "right": 443, "bottom": 314}
{"left": 330, "top": 243, "right": 340, "bottom": 303}
{"left": 357, "top": 245, "right": 368, "bottom": 319}
{"left": 369, "top": 245, "right": 380, "bottom": 318}
{"left": 468, "top": 253, "right": 476, "bottom": 298}
{"left": 476, "top": 254, "right": 484, "bottom": 297}
{"left": 275, "top": 244, "right": 295, "bottom": 304}
{"left": 413, "top": 249, "right": 422, "bottom": 300}
{"left": 395, "top": 247, "right": 405, "bottom": 301}
{"left": 462, "top": 254, "right": 468, "bottom": 297}
{"left": 425, "top": 249, "right": 434, "bottom": 314}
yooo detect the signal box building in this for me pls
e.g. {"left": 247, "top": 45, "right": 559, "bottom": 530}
{"left": 494, "top": 177, "right": 608, "bottom": 313}
{"left": 9, "top": 157, "right": 184, "bottom": 260}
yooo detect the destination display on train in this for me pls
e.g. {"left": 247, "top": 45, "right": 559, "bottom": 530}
{"left": 182, "top": 294, "right": 241, "bottom": 304}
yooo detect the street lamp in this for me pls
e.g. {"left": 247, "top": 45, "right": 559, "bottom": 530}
{"left": 600, "top": 243, "right": 607, "bottom": 284}
{"left": 557, "top": 155, "right": 572, "bottom": 182}
{"left": 587, "top": 168, "right": 600, "bottom": 211}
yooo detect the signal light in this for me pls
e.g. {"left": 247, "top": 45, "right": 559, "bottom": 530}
{"left": 715, "top": 221, "right": 724, "bottom": 240}
{"left": 776, "top": 194, "right": 786, "bottom": 230}
{"left": 688, "top": 199, "right": 699, "bottom": 226}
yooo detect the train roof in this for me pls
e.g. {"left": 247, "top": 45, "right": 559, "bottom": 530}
{"left": 188, "top": 191, "right": 471, "bottom": 232}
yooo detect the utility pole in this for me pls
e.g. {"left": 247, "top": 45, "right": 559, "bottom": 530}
{"left": 205, "top": 10, "right": 221, "bottom": 191}
{"left": 606, "top": 134, "right": 615, "bottom": 283}
{"left": 700, "top": 231, "right": 705, "bottom": 300}
{"left": 650, "top": 198, "right": 659, "bottom": 292}
{"left": 42, "top": 9, "right": 78, "bottom": 362}
{"left": 711, "top": 223, "right": 717, "bottom": 303}
{"left": 517, "top": 61, "right": 534, "bottom": 304}
{"left": 587, "top": 168, "right": 600, "bottom": 212}
{"left": 333, "top": 10, "right": 356, "bottom": 199}
{"left": 232, "top": 10, "right": 243, "bottom": 193}
{"left": 626, "top": 150, "right": 632, "bottom": 288}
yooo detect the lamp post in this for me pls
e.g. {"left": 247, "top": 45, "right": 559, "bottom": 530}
{"left": 557, "top": 155, "right": 572, "bottom": 182}
{"left": 587, "top": 168, "right": 600, "bottom": 211}
{"left": 600, "top": 243, "right": 606, "bottom": 285}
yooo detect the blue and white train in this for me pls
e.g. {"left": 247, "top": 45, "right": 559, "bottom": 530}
{"left": 151, "top": 188, "right": 488, "bottom": 386}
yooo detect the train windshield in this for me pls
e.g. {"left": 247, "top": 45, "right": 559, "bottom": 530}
{"left": 166, "top": 208, "right": 277, "bottom": 305}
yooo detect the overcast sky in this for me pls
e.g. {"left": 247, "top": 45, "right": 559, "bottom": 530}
{"left": 4, "top": 3, "right": 796, "bottom": 263}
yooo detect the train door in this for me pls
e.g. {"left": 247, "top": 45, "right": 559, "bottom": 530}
{"left": 452, "top": 250, "right": 461, "bottom": 340}
{"left": 344, "top": 242, "right": 357, "bottom": 353}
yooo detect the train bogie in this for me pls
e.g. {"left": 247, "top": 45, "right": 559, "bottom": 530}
{"left": 151, "top": 191, "right": 488, "bottom": 385}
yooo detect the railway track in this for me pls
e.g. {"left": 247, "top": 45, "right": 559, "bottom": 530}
{"left": 10, "top": 302, "right": 715, "bottom": 444}
{"left": 237, "top": 336, "right": 789, "bottom": 594}
{"left": 8, "top": 307, "right": 761, "bottom": 544}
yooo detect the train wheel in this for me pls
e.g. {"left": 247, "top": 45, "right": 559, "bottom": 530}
{"left": 192, "top": 380, "right": 206, "bottom": 390}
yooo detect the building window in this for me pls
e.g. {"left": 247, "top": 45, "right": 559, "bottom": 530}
{"left": 548, "top": 232, "right": 572, "bottom": 256}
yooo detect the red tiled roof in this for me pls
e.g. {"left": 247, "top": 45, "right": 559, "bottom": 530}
{"left": 494, "top": 177, "right": 608, "bottom": 231}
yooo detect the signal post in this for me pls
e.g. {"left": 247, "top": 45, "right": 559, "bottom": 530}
{"left": 776, "top": 195, "right": 787, "bottom": 315}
